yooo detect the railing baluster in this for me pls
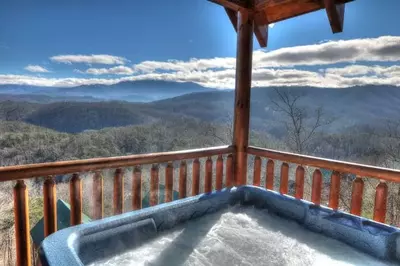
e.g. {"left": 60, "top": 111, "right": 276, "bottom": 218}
{"left": 253, "top": 156, "right": 261, "bottom": 186}
{"left": 216, "top": 155, "right": 223, "bottom": 190}
{"left": 311, "top": 169, "right": 322, "bottom": 205}
{"left": 373, "top": 181, "right": 388, "bottom": 223}
{"left": 132, "top": 167, "right": 141, "bottom": 210}
{"left": 92, "top": 171, "right": 103, "bottom": 220}
{"left": 295, "top": 166, "right": 305, "bottom": 199}
{"left": 192, "top": 158, "right": 200, "bottom": 196}
{"left": 280, "top": 162, "right": 289, "bottom": 194}
{"left": 165, "top": 162, "right": 173, "bottom": 202}
{"left": 14, "top": 180, "right": 31, "bottom": 266}
{"left": 113, "top": 168, "right": 124, "bottom": 215}
{"left": 205, "top": 157, "right": 213, "bottom": 193}
{"left": 70, "top": 173, "right": 82, "bottom": 226}
{"left": 350, "top": 177, "right": 364, "bottom": 216}
{"left": 43, "top": 177, "right": 57, "bottom": 237}
{"left": 329, "top": 171, "right": 340, "bottom": 210}
{"left": 179, "top": 161, "right": 187, "bottom": 198}
{"left": 150, "top": 164, "right": 159, "bottom": 206}
{"left": 226, "top": 154, "right": 233, "bottom": 187}
{"left": 266, "top": 159, "right": 274, "bottom": 190}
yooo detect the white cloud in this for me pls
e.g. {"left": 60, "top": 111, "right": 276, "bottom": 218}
{"left": 2, "top": 64, "right": 400, "bottom": 89}
{"left": 0, "top": 74, "right": 118, "bottom": 87}
{"left": 131, "top": 36, "right": 400, "bottom": 73}
{"left": 132, "top": 57, "right": 236, "bottom": 73}
{"left": 2, "top": 36, "right": 400, "bottom": 89}
{"left": 24, "top": 65, "right": 50, "bottom": 73}
{"left": 253, "top": 36, "right": 400, "bottom": 68}
{"left": 269, "top": 23, "right": 275, "bottom": 28}
{"left": 324, "top": 65, "right": 400, "bottom": 77}
{"left": 81, "top": 66, "right": 134, "bottom": 76}
{"left": 50, "top": 54, "right": 128, "bottom": 65}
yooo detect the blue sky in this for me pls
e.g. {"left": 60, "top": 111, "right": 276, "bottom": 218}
{"left": 0, "top": 0, "right": 399, "bottom": 89}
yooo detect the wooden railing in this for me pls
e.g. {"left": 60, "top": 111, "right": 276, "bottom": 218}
{"left": 247, "top": 146, "right": 399, "bottom": 224}
{"left": 2, "top": 144, "right": 400, "bottom": 265}
{"left": 0, "top": 145, "right": 234, "bottom": 266}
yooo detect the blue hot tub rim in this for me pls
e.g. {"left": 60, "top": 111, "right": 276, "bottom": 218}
{"left": 39, "top": 185, "right": 400, "bottom": 266}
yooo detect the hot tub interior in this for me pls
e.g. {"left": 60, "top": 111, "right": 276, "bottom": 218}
{"left": 90, "top": 206, "right": 397, "bottom": 266}
{"left": 40, "top": 186, "right": 400, "bottom": 266}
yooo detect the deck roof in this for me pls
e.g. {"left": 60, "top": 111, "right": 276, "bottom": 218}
{"left": 209, "top": 0, "right": 354, "bottom": 47}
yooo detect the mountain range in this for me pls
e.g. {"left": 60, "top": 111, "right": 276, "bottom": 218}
{"left": 0, "top": 80, "right": 215, "bottom": 103}
{"left": 1, "top": 80, "right": 399, "bottom": 136}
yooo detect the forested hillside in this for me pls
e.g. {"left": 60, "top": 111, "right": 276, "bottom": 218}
{"left": 0, "top": 118, "right": 276, "bottom": 167}
{"left": 2, "top": 85, "right": 400, "bottom": 136}
{"left": 1, "top": 85, "right": 400, "bottom": 265}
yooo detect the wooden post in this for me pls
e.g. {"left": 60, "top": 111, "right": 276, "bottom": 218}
{"left": 232, "top": 9, "right": 254, "bottom": 186}
{"left": 216, "top": 155, "right": 224, "bottom": 190}
{"left": 70, "top": 174, "right": 82, "bottom": 226}
{"left": 132, "top": 167, "right": 142, "bottom": 210}
{"left": 14, "top": 180, "right": 31, "bottom": 266}
{"left": 150, "top": 165, "right": 159, "bottom": 206}
{"left": 280, "top": 162, "right": 289, "bottom": 194}
{"left": 92, "top": 171, "right": 103, "bottom": 220}
{"left": 329, "top": 171, "right": 340, "bottom": 210}
{"left": 225, "top": 154, "right": 233, "bottom": 188}
{"left": 113, "top": 168, "right": 124, "bottom": 215}
{"left": 373, "top": 181, "right": 388, "bottom": 223}
{"left": 165, "top": 162, "right": 173, "bottom": 203}
{"left": 350, "top": 177, "right": 364, "bottom": 216}
{"left": 43, "top": 177, "right": 57, "bottom": 237}
{"left": 179, "top": 161, "right": 187, "bottom": 198}
{"left": 253, "top": 156, "right": 261, "bottom": 186}
{"left": 295, "top": 166, "right": 305, "bottom": 199}
{"left": 192, "top": 159, "right": 200, "bottom": 196}
{"left": 311, "top": 169, "right": 322, "bottom": 205}
{"left": 266, "top": 159, "right": 274, "bottom": 190}
{"left": 205, "top": 157, "right": 213, "bottom": 193}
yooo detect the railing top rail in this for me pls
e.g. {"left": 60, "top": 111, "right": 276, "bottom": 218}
{"left": 0, "top": 145, "right": 234, "bottom": 182}
{"left": 248, "top": 146, "right": 400, "bottom": 182}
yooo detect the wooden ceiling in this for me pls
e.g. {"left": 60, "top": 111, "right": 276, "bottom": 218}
{"left": 209, "top": 0, "right": 354, "bottom": 47}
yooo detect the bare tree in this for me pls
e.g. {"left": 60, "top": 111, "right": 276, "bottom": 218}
{"left": 208, "top": 113, "right": 234, "bottom": 145}
{"left": 271, "top": 88, "right": 332, "bottom": 154}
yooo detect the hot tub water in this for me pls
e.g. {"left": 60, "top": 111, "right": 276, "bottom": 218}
{"left": 90, "top": 206, "right": 397, "bottom": 266}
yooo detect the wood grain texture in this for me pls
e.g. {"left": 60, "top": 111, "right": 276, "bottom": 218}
{"left": 0, "top": 146, "right": 233, "bottom": 181}
{"left": 248, "top": 146, "right": 400, "bottom": 182}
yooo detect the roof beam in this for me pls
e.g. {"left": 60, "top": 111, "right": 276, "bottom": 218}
{"left": 225, "top": 7, "right": 238, "bottom": 32}
{"left": 225, "top": 7, "right": 268, "bottom": 47}
{"left": 208, "top": 0, "right": 247, "bottom": 11}
{"left": 256, "top": 0, "right": 352, "bottom": 10}
{"left": 324, "top": 0, "right": 345, "bottom": 33}
{"left": 254, "top": 23, "right": 268, "bottom": 47}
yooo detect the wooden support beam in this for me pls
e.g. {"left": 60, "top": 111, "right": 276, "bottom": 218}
{"left": 254, "top": 23, "right": 268, "bottom": 47}
{"left": 225, "top": 7, "right": 238, "bottom": 32}
{"left": 226, "top": 8, "right": 268, "bottom": 48}
{"left": 232, "top": 9, "right": 254, "bottom": 186}
{"left": 208, "top": 0, "right": 247, "bottom": 11}
{"left": 324, "top": 0, "right": 345, "bottom": 33}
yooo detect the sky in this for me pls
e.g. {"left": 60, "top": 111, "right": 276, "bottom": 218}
{"left": 0, "top": 0, "right": 399, "bottom": 89}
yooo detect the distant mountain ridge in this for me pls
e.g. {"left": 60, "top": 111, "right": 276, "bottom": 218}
{"left": 0, "top": 80, "right": 216, "bottom": 102}
{"left": 1, "top": 83, "right": 400, "bottom": 136}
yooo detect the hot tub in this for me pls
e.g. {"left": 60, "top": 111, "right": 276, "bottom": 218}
{"left": 39, "top": 186, "right": 400, "bottom": 266}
